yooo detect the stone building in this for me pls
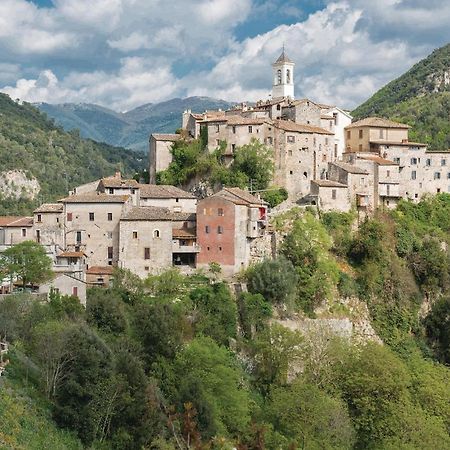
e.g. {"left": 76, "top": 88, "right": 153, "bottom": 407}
{"left": 39, "top": 273, "right": 87, "bottom": 305}
{"left": 59, "top": 193, "right": 132, "bottom": 267}
{"left": 310, "top": 180, "right": 350, "bottom": 212}
{"left": 139, "top": 184, "right": 197, "bottom": 212}
{"left": 149, "top": 134, "right": 181, "bottom": 183}
{"left": 33, "top": 203, "right": 64, "bottom": 249}
{"left": 0, "top": 216, "right": 33, "bottom": 249}
{"left": 196, "top": 187, "right": 267, "bottom": 276}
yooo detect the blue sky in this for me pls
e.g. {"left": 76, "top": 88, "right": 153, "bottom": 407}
{"left": 0, "top": 0, "right": 449, "bottom": 111}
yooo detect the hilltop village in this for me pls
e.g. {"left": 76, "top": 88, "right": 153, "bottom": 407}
{"left": 1, "top": 50, "right": 449, "bottom": 302}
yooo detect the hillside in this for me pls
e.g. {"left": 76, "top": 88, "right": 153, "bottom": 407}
{"left": 37, "top": 96, "right": 234, "bottom": 152}
{"left": 1, "top": 197, "right": 450, "bottom": 448}
{"left": 353, "top": 43, "right": 450, "bottom": 150}
{"left": 0, "top": 93, "right": 146, "bottom": 215}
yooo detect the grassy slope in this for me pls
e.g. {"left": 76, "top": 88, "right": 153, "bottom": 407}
{"left": 0, "top": 93, "right": 147, "bottom": 214}
{"left": 352, "top": 44, "right": 450, "bottom": 150}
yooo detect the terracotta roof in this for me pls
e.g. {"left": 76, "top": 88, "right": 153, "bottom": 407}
{"left": 34, "top": 203, "right": 63, "bottom": 213}
{"left": 121, "top": 206, "right": 174, "bottom": 221}
{"left": 359, "top": 156, "right": 398, "bottom": 166}
{"left": 58, "top": 251, "right": 86, "bottom": 258}
{"left": 312, "top": 180, "right": 347, "bottom": 188}
{"left": 172, "top": 228, "right": 196, "bottom": 238}
{"left": 273, "top": 50, "right": 294, "bottom": 64}
{"left": 0, "top": 216, "right": 33, "bottom": 227}
{"left": 332, "top": 162, "right": 369, "bottom": 175}
{"left": 212, "top": 187, "right": 267, "bottom": 206}
{"left": 191, "top": 113, "right": 204, "bottom": 120}
{"left": 151, "top": 133, "right": 181, "bottom": 141}
{"left": 172, "top": 212, "right": 196, "bottom": 222}
{"left": 139, "top": 184, "right": 196, "bottom": 199}
{"left": 100, "top": 177, "right": 139, "bottom": 188}
{"left": 59, "top": 193, "right": 130, "bottom": 203}
{"left": 346, "top": 117, "right": 411, "bottom": 129}
{"left": 274, "top": 119, "right": 334, "bottom": 135}
{"left": 86, "top": 266, "right": 114, "bottom": 275}
{"left": 370, "top": 140, "right": 426, "bottom": 147}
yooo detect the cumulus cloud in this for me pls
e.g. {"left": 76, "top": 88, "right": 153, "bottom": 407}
{"left": 0, "top": 0, "right": 449, "bottom": 110}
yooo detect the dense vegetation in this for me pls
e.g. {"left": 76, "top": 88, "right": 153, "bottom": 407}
{"left": 353, "top": 43, "right": 450, "bottom": 150}
{"left": 1, "top": 194, "right": 449, "bottom": 449}
{"left": 157, "top": 137, "right": 287, "bottom": 206}
{"left": 0, "top": 93, "right": 146, "bottom": 215}
{"left": 37, "top": 97, "right": 233, "bottom": 152}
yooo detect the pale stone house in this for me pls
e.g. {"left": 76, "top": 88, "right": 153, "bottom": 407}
{"left": 33, "top": 203, "right": 64, "bottom": 249}
{"left": 39, "top": 273, "right": 87, "bottom": 306}
{"left": 310, "top": 180, "right": 350, "bottom": 212}
{"left": 59, "top": 193, "right": 132, "bottom": 267}
{"left": 138, "top": 184, "right": 197, "bottom": 212}
{"left": 149, "top": 134, "right": 181, "bottom": 183}
{"left": 0, "top": 216, "right": 33, "bottom": 249}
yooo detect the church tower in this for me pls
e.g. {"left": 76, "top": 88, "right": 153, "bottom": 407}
{"left": 272, "top": 47, "right": 295, "bottom": 99}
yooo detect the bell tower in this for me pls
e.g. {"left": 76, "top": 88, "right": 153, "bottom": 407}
{"left": 272, "top": 47, "right": 295, "bottom": 99}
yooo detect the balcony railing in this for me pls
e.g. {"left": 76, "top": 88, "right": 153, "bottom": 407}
{"left": 172, "top": 242, "right": 201, "bottom": 253}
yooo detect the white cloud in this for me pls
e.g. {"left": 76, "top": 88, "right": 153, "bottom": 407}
{"left": 0, "top": 0, "right": 449, "bottom": 110}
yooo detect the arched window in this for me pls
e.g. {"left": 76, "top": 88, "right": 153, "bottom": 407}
{"left": 277, "top": 69, "right": 282, "bottom": 84}
{"left": 153, "top": 229, "right": 160, "bottom": 238}
{"left": 286, "top": 69, "right": 290, "bottom": 83}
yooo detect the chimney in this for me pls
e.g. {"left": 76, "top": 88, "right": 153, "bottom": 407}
{"left": 402, "top": 139, "right": 408, "bottom": 143}
{"left": 115, "top": 171, "right": 121, "bottom": 179}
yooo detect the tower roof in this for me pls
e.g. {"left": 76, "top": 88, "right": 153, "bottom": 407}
{"left": 273, "top": 49, "right": 294, "bottom": 65}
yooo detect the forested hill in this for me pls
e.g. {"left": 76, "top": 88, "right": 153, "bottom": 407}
{"left": 352, "top": 43, "right": 450, "bottom": 150}
{"left": 0, "top": 93, "right": 145, "bottom": 215}
{"left": 37, "top": 96, "right": 233, "bottom": 152}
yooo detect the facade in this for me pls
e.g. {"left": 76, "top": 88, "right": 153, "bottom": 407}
{"left": 149, "top": 134, "right": 180, "bottom": 183}
{"left": 139, "top": 184, "right": 197, "bottom": 212}
{"left": 310, "top": 180, "right": 350, "bottom": 212}
{"left": 39, "top": 273, "right": 87, "bottom": 306}
{"left": 0, "top": 216, "right": 33, "bottom": 249}
{"left": 33, "top": 203, "right": 64, "bottom": 249}
{"left": 196, "top": 188, "right": 267, "bottom": 276}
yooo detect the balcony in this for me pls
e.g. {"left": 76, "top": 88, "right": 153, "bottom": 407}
{"left": 172, "top": 242, "right": 201, "bottom": 253}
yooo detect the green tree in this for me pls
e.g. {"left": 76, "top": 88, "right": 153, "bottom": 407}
{"left": 173, "top": 337, "right": 251, "bottom": 438}
{"left": 190, "top": 283, "right": 237, "bottom": 346}
{"left": 267, "top": 379, "right": 355, "bottom": 449}
{"left": 246, "top": 257, "right": 298, "bottom": 310}
{"left": 238, "top": 292, "right": 272, "bottom": 339}
{"left": 262, "top": 187, "right": 288, "bottom": 208}
{"left": 2, "top": 241, "right": 52, "bottom": 288}
{"left": 424, "top": 297, "right": 450, "bottom": 364}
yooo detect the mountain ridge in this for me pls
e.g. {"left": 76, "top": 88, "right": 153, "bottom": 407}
{"left": 352, "top": 43, "right": 450, "bottom": 150}
{"left": 37, "top": 96, "right": 234, "bottom": 152}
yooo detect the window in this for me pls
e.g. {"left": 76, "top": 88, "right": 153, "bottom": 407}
{"left": 410, "top": 158, "right": 417, "bottom": 165}
{"left": 232, "top": 126, "right": 236, "bottom": 134}
{"left": 107, "top": 212, "right": 112, "bottom": 221}
{"left": 346, "top": 130, "right": 351, "bottom": 139}
{"left": 313, "top": 137, "right": 317, "bottom": 147}
{"left": 434, "top": 172, "right": 441, "bottom": 180}
{"left": 218, "top": 226, "right": 223, "bottom": 234}
{"left": 289, "top": 170, "right": 293, "bottom": 175}
{"left": 379, "top": 129, "right": 384, "bottom": 139}
{"left": 387, "top": 185, "right": 390, "bottom": 196}
{"left": 216, "top": 139, "right": 220, "bottom": 146}
{"left": 303, "top": 171, "right": 308, "bottom": 179}
{"left": 286, "top": 69, "right": 290, "bottom": 83}
{"left": 218, "top": 208, "right": 224, "bottom": 216}
{"left": 36, "top": 230, "right": 41, "bottom": 243}
{"left": 72, "top": 287, "right": 78, "bottom": 297}
{"left": 426, "top": 158, "right": 431, "bottom": 166}
{"left": 67, "top": 212, "right": 73, "bottom": 222}
{"left": 394, "top": 157, "right": 400, "bottom": 164}
{"left": 359, "top": 129, "right": 363, "bottom": 139}
{"left": 248, "top": 126, "right": 253, "bottom": 133}
{"left": 332, "top": 189, "right": 337, "bottom": 200}
{"left": 231, "top": 144, "right": 236, "bottom": 152}
{"left": 89, "top": 212, "right": 95, "bottom": 221}
{"left": 276, "top": 104, "right": 281, "bottom": 111}
{"left": 107, "top": 246, "right": 113, "bottom": 260}
{"left": 22, "top": 228, "right": 26, "bottom": 237}
{"left": 387, "top": 170, "right": 390, "bottom": 177}
{"left": 109, "top": 188, "right": 114, "bottom": 194}
{"left": 37, "top": 214, "right": 42, "bottom": 223}
{"left": 411, "top": 170, "right": 417, "bottom": 180}
{"left": 442, "top": 159, "right": 447, "bottom": 166}
{"left": 175, "top": 198, "right": 179, "bottom": 203}
{"left": 153, "top": 229, "right": 160, "bottom": 238}
{"left": 360, "top": 177, "right": 365, "bottom": 186}
{"left": 205, "top": 225, "right": 210, "bottom": 234}
{"left": 447, "top": 173, "right": 450, "bottom": 179}
{"left": 144, "top": 266, "right": 149, "bottom": 271}
{"left": 266, "top": 137, "right": 273, "bottom": 145}
{"left": 437, "top": 188, "right": 441, "bottom": 193}
{"left": 131, "top": 189, "right": 136, "bottom": 194}
{"left": 287, "top": 135, "right": 295, "bottom": 143}
{"left": 322, "top": 154, "right": 327, "bottom": 162}
{"left": 277, "top": 69, "right": 282, "bottom": 84}
{"left": 325, "top": 138, "right": 329, "bottom": 145}
{"left": 334, "top": 144, "right": 338, "bottom": 159}
{"left": 132, "top": 231, "right": 138, "bottom": 239}
{"left": 288, "top": 149, "right": 293, "bottom": 156}
{"left": 76, "top": 231, "right": 82, "bottom": 243}
{"left": 219, "top": 246, "right": 223, "bottom": 251}
{"left": 144, "top": 247, "right": 150, "bottom": 260}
